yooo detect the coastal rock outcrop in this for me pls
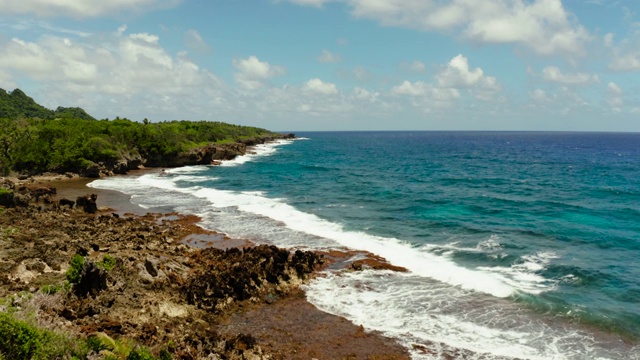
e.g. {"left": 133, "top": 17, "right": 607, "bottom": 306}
{"left": 0, "top": 180, "right": 58, "bottom": 208}
{"left": 0, "top": 182, "right": 411, "bottom": 360}
{"left": 71, "top": 134, "right": 295, "bottom": 177}
{"left": 76, "top": 194, "right": 97, "bottom": 214}
{"left": 185, "top": 245, "right": 323, "bottom": 312}
{"left": 74, "top": 260, "right": 108, "bottom": 298}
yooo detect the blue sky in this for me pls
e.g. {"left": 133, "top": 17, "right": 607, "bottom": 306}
{"left": 0, "top": 0, "right": 639, "bottom": 131}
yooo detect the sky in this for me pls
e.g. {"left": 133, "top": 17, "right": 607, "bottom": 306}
{"left": 0, "top": 0, "right": 639, "bottom": 131}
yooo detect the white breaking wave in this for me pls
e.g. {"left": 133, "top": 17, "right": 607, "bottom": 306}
{"left": 219, "top": 139, "right": 294, "bottom": 167}
{"left": 103, "top": 172, "right": 555, "bottom": 299}
{"left": 304, "top": 270, "right": 637, "bottom": 360}
{"left": 165, "top": 165, "right": 208, "bottom": 174}
{"left": 191, "top": 187, "right": 521, "bottom": 298}
{"left": 87, "top": 139, "right": 640, "bottom": 360}
{"left": 422, "top": 235, "right": 558, "bottom": 294}
{"left": 88, "top": 171, "right": 640, "bottom": 360}
{"left": 479, "top": 251, "right": 559, "bottom": 294}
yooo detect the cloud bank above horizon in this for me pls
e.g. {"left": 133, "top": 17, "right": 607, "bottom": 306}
{"left": 0, "top": 0, "right": 639, "bottom": 131}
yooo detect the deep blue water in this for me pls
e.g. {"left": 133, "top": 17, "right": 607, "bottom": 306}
{"left": 92, "top": 131, "right": 640, "bottom": 359}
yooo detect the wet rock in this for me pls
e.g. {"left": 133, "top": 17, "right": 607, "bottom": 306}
{"left": 76, "top": 194, "right": 97, "bottom": 214}
{"left": 0, "top": 190, "right": 14, "bottom": 208}
{"left": 20, "top": 185, "right": 56, "bottom": 200}
{"left": 13, "top": 192, "right": 31, "bottom": 207}
{"left": 80, "top": 163, "right": 101, "bottom": 178}
{"left": 25, "top": 261, "right": 46, "bottom": 273}
{"left": 185, "top": 245, "right": 323, "bottom": 312}
{"left": 59, "top": 198, "right": 74, "bottom": 208}
{"left": 75, "top": 261, "right": 108, "bottom": 298}
{"left": 145, "top": 257, "right": 159, "bottom": 277}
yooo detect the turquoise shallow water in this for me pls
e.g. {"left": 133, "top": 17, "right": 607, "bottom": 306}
{"left": 91, "top": 131, "right": 640, "bottom": 359}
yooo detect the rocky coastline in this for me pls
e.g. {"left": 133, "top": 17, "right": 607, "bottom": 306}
{"left": 77, "top": 134, "right": 296, "bottom": 178}
{"left": 0, "top": 168, "right": 411, "bottom": 359}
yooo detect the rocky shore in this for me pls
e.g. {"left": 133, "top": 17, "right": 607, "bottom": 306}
{"left": 78, "top": 134, "right": 296, "bottom": 178}
{"left": 0, "top": 175, "right": 411, "bottom": 359}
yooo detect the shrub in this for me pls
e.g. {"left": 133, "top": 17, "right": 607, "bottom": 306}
{"left": 98, "top": 255, "right": 117, "bottom": 271}
{"left": 90, "top": 332, "right": 159, "bottom": 360}
{"left": 126, "top": 347, "right": 157, "bottom": 360}
{"left": 159, "top": 349, "right": 172, "bottom": 360}
{"left": 38, "top": 284, "right": 64, "bottom": 295}
{"left": 65, "top": 255, "right": 84, "bottom": 284}
{"left": 0, "top": 312, "right": 71, "bottom": 359}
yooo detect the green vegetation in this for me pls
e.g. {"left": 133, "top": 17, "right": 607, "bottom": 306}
{"left": 0, "top": 312, "right": 75, "bottom": 360}
{"left": 0, "top": 89, "right": 95, "bottom": 121}
{"left": 0, "top": 226, "right": 19, "bottom": 238}
{"left": 0, "top": 88, "right": 279, "bottom": 175}
{"left": 38, "top": 283, "right": 70, "bottom": 295}
{"left": 0, "top": 312, "right": 164, "bottom": 360}
{"left": 0, "top": 289, "right": 166, "bottom": 360}
{"left": 66, "top": 254, "right": 85, "bottom": 284}
{"left": 89, "top": 333, "right": 160, "bottom": 360}
{"left": 98, "top": 254, "right": 117, "bottom": 271}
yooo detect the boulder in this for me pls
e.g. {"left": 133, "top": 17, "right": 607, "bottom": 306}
{"left": 0, "top": 190, "right": 14, "bottom": 208}
{"left": 76, "top": 194, "right": 98, "bottom": 214}
{"left": 13, "top": 192, "right": 31, "bottom": 207}
{"left": 75, "top": 261, "right": 108, "bottom": 298}
{"left": 26, "top": 185, "right": 56, "bottom": 200}
{"left": 59, "top": 198, "right": 74, "bottom": 208}
{"left": 185, "top": 245, "right": 323, "bottom": 312}
{"left": 144, "top": 256, "right": 159, "bottom": 277}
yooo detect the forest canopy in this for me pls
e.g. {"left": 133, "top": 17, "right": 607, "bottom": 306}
{"left": 0, "top": 88, "right": 279, "bottom": 175}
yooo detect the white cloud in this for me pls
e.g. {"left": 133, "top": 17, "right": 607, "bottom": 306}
{"left": 391, "top": 81, "right": 428, "bottom": 96}
{"left": 0, "top": 38, "right": 57, "bottom": 77}
{"left": 436, "top": 54, "right": 500, "bottom": 100}
{"left": 233, "top": 56, "right": 286, "bottom": 90}
{"left": 288, "top": 0, "right": 590, "bottom": 56}
{"left": 391, "top": 54, "right": 500, "bottom": 110}
{"left": 609, "top": 52, "right": 640, "bottom": 71}
{"left": 605, "top": 30, "right": 640, "bottom": 71}
{"left": 606, "top": 82, "right": 623, "bottom": 109}
{"left": 0, "top": 28, "right": 227, "bottom": 120}
{"left": 409, "top": 61, "right": 426, "bottom": 73}
{"left": 129, "top": 32, "right": 160, "bottom": 44}
{"left": 303, "top": 78, "right": 339, "bottom": 95}
{"left": 0, "top": 26, "right": 397, "bottom": 129}
{"left": 352, "top": 87, "right": 379, "bottom": 102}
{"left": 604, "top": 32, "right": 614, "bottom": 47}
{"left": 392, "top": 80, "right": 460, "bottom": 102}
{"left": 353, "top": 65, "right": 372, "bottom": 81}
{"left": 460, "top": 0, "right": 589, "bottom": 55}
{"left": 531, "top": 89, "right": 548, "bottom": 102}
{"left": 0, "top": 0, "right": 179, "bottom": 18}
{"left": 437, "top": 55, "right": 497, "bottom": 89}
{"left": 317, "top": 50, "right": 341, "bottom": 63}
{"left": 0, "top": 69, "right": 17, "bottom": 89}
{"left": 400, "top": 60, "right": 426, "bottom": 74}
{"left": 185, "top": 29, "right": 211, "bottom": 53}
{"left": 391, "top": 79, "right": 461, "bottom": 111}
{"left": 286, "top": 0, "right": 329, "bottom": 8}
{"left": 607, "top": 82, "right": 622, "bottom": 95}
{"left": 541, "top": 66, "right": 599, "bottom": 85}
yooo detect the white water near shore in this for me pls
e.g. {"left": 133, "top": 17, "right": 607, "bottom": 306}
{"left": 88, "top": 139, "right": 640, "bottom": 360}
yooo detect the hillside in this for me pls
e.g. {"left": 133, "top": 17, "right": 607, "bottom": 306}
{"left": 0, "top": 88, "right": 95, "bottom": 121}
{"left": 0, "top": 89, "right": 291, "bottom": 176}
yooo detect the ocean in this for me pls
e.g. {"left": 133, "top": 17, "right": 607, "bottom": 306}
{"left": 89, "top": 131, "right": 640, "bottom": 359}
